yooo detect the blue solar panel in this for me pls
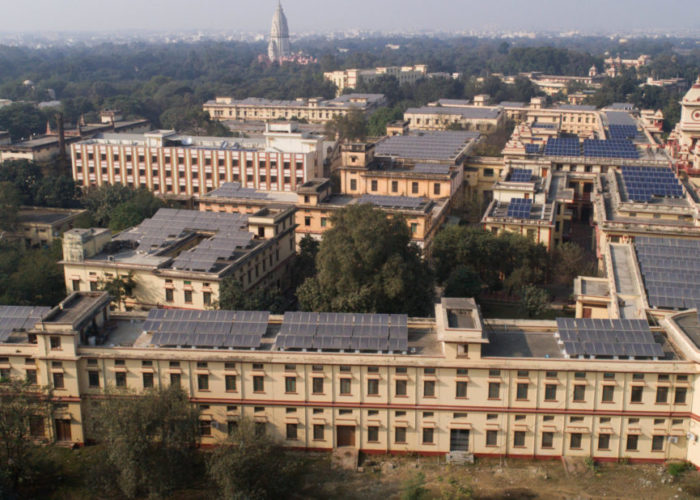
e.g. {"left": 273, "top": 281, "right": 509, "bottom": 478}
{"left": 524, "top": 144, "right": 541, "bottom": 154}
{"left": 510, "top": 168, "right": 533, "bottom": 182}
{"left": 621, "top": 166, "right": 684, "bottom": 202}
{"left": 543, "top": 137, "right": 580, "bottom": 157}
{"left": 582, "top": 139, "right": 638, "bottom": 159}
{"left": 608, "top": 124, "right": 639, "bottom": 140}
{"left": 506, "top": 198, "right": 533, "bottom": 218}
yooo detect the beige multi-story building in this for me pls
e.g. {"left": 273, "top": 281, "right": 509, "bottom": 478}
{"left": 203, "top": 94, "right": 386, "bottom": 124}
{"left": 337, "top": 132, "right": 478, "bottom": 204}
{"left": 527, "top": 104, "right": 604, "bottom": 138}
{"left": 480, "top": 163, "right": 572, "bottom": 250}
{"left": 324, "top": 65, "right": 428, "bottom": 95}
{"left": 3, "top": 292, "right": 700, "bottom": 467}
{"left": 13, "top": 207, "right": 87, "bottom": 247}
{"left": 60, "top": 207, "right": 296, "bottom": 311}
{"left": 403, "top": 105, "right": 505, "bottom": 133}
{"left": 71, "top": 123, "right": 325, "bottom": 197}
{"left": 668, "top": 77, "right": 700, "bottom": 177}
{"left": 591, "top": 165, "right": 700, "bottom": 266}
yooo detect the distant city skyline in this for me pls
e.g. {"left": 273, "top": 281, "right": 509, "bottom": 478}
{"left": 1, "top": 0, "right": 698, "bottom": 35}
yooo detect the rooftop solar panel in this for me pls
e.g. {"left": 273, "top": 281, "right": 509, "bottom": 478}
{"left": 556, "top": 317, "right": 663, "bottom": 358}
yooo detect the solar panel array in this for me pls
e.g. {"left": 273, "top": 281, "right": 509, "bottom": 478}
{"left": 276, "top": 312, "right": 408, "bottom": 352}
{"left": 506, "top": 198, "right": 533, "bottom": 218}
{"left": 205, "top": 182, "right": 270, "bottom": 200}
{"left": 524, "top": 144, "right": 542, "bottom": 154}
{"left": 582, "top": 139, "right": 638, "bottom": 159}
{"left": 608, "top": 124, "right": 638, "bottom": 140}
{"left": 0, "top": 306, "right": 50, "bottom": 342}
{"left": 621, "top": 166, "right": 684, "bottom": 202}
{"left": 543, "top": 137, "right": 580, "bottom": 157}
{"left": 115, "top": 209, "right": 253, "bottom": 273}
{"left": 510, "top": 168, "right": 533, "bottom": 182}
{"left": 635, "top": 237, "right": 700, "bottom": 310}
{"left": 358, "top": 195, "right": 427, "bottom": 210}
{"left": 374, "top": 131, "right": 478, "bottom": 161}
{"left": 145, "top": 308, "right": 269, "bottom": 349}
{"left": 531, "top": 122, "right": 556, "bottom": 129}
{"left": 412, "top": 163, "right": 451, "bottom": 175}
{"left": 556, "top": 318, "right": 664, "bottom": 358}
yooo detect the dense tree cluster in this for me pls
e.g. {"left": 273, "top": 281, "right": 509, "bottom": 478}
{"left": 0, "top": 240, "right": 65, "bottom": 306}
{"left": 78, "top": 184, "right": 164, "bottom": 230}
{"left": 297, "top": 204, "right": 434, "bottom": 316}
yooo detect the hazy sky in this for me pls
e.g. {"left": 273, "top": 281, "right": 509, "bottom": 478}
{"left": 1, "top": 0, "right": 698, "bottom": 34}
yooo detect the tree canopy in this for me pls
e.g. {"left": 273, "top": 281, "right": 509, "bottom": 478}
{"left": 297, "top": 204, "right": 434, "bottom": 316}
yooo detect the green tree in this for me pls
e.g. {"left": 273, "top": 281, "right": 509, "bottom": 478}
{"left": 444, "top": 265, "right": 482, "bottom": 299}
{"left": 291, "top": 235, "right": 320, "bottom": 289}
{"left": 108, "top": 188, "right": 165, "bottom": 231}
{"left": 207, "top": 419, "right": 305, "bottom": 500}
{"left": 297, "top": 204, "right": 434, "bottom": 315}
{"left": 0, "top": 379, "right": 52, "bottom": 494}
{"left": 0, "top": 182, "right": 21, "bottom": 231}
{"left": 86, "top": 386, "right": 200, "bottom": 499}
{"left": 100, "top": 272, "right": 136, "bottom": 310}
{"left": 0, "top": 160, "right": 43, "bottom": 205}
{"left": 324, "top": 109, "right": 368, "bottom": 141}
{"left": 552, "top": 242, "right": 596, "bottom": 285}
{"left": 0, "top": 103, "right": 46, "bottom": 141}
{"left": 217, "top": 277, "right": 286, "bottom": 313}
{"left": 519, "top": 285, "right": 550, "bottom": 318}
{"left": 367, "top": 105, "right": 405, "bottom": 137}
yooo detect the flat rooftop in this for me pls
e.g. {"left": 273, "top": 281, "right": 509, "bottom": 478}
{"left": 17, "top": 207, "right": 83, "bottom": 225}
{"left": 44, "top": 293, "right": 109, "bottom": 327}
{"left": 406, "top": 106, "right": 501, "bottom": 120}
{"left": 375, "top": 131, "right": 479, "bottom": 162}
{"left": 203, "top": 182, "right": 297, "bottom": 203}
{"left": 482, "top": 327, "right": 564, "bottom": 359}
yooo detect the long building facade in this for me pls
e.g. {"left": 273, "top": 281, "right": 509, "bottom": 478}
{"left": 3, "top": 293, "right": 700, "bottom": 466}
{"left": 71, "top": 124, "right": 324, "bottom": 197}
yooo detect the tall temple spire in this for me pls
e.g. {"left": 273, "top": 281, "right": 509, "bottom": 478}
{"left": 267, "top": 1, "right": 290, "bottom": 62}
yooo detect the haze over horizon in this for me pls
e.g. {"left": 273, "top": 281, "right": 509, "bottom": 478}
{"left": 1, "top": 0, "right": 698, "bottom": 35}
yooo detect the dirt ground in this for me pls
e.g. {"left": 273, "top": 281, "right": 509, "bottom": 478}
{"left": 299, "top": 454, "right": 700, "bottom": 500}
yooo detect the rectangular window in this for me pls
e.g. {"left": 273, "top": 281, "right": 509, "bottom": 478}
{"left": 371, "top": 180, "right": 378, "bottom": 191}
{"left": 456, "top": 381, "right": 467, "bottom": 398}
{"left": 411, "top": 182, "right": 418, "bottom": 194}
{"left": 340, "top": 378, "right": 351, "bottom": 395}
{"left": 29, "top": 416, "right": 44, "bottom": 438}
{"left": 570, "top": 433, "right": 582, "bottom": 449}
{"left": 165, "top": 288, "right": 174, "bottom": 302}
{"left": 544, "top": 384, "right": 557, "bottom": 401}
{"left": 598, "top": 433, "right": 611, "bottom": 450}
{"left": 513, "top": 431, "right": 526, "bottom": 447}
{"left": 395, "top": 379, "right": 407, "bottom": 396}
{"left": 203, "top": 292, "right": 211, "bottom": 306}
{"left": 184, "top": 290, "right": 192, "bottom": 303}
{"left": 367, "top": 379, "right": 379, "bottom": 395}
{"left": 391, "top": 181, "right": 398, "bottom": 192}
{"left": 423, "top": 380, "right": 435, "bottom": 397}
{"left": 602, "top": 385, "right": 614, "bottom": 402}
{"left": 488, "top": 382, "right": 500, "bottom": 399}
{"left": 486, "top": 430, "right": 498, "bottom": 446}
{"left": 25, "top": 369, "right": 37, "bottom": 385}
{"left": 253, "top": 375, "right": 264, "bottom": 392}
{"left": 545, "top": 371, "right": 557, "bottom": 378}
{"left": 368, "top": 426, "right": 379, "bottom": 442}
{"left": 199, "top": 420, "right": 211, "bottom": 436}
{"left": 142, "top": 372, "right": 153, "bottom": 389}
{"left": 88, "top": 371, "right": 100, "bottom": 388}
{"left": 72, "top": 279, "right": 80, "bottom": 292}
{"left": 285, "top": 376, "right": 297, "bottom": 393}
{"left": 422, "top": 427, "right": 434, "bottom": 444}
{"left": 541, "top": 432, "right": 554, "bottom": 448}
{"left": 52, "top": 372, "right": 64, "bottom": 389}
{"left": 169, "top": 373, "right": 180, "bottom": 387}
{"left": 516, "top": 383, "right": 528, "bottom": 400}
{"left": 573, "top": 384, "right": 586, "bottom": 402}
{"left": 631, "top": 386, "right": 643, "bottom": 403}
{"left": 312, "top": 377, "right": 324, "bottom": 394}
{"left": 395, "top": 427, "right": 407, "bottom": 443}
{"left": 198, "top": 374, "right": 209, "bottom": 391}
{"left": 652, "top": 435, "right": 665, "bottom": 451}
{"left": 350, "top": 179, "right": 357, "bottom": 190}
{"left": 656, "top": 386, "right": 669, "bottom": 404}
{"left": 433, "top": 183, "right": 440, "bottom": 195}
{"left": 50, "top": 336, "right": 61, "bottom": 350}
{"left": 313, "top": 424, "right": 324, "bottom": 440}
{"left": 489, "top": 369, "right": 501, "bottom": 377}
{"left": 286, "top": 423, "right": 297, "bottom": 440}
{"left": 626, "top": 434, "right": 638, "bottom": 451}
{"left": 675, "top": 387, "right": 687, "bottom": 404}
{"left": 225, "top": 375, "right": 237, "bottom": 392}
{"left": 228, "top": 421, "right": 238, "bottom": 435}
